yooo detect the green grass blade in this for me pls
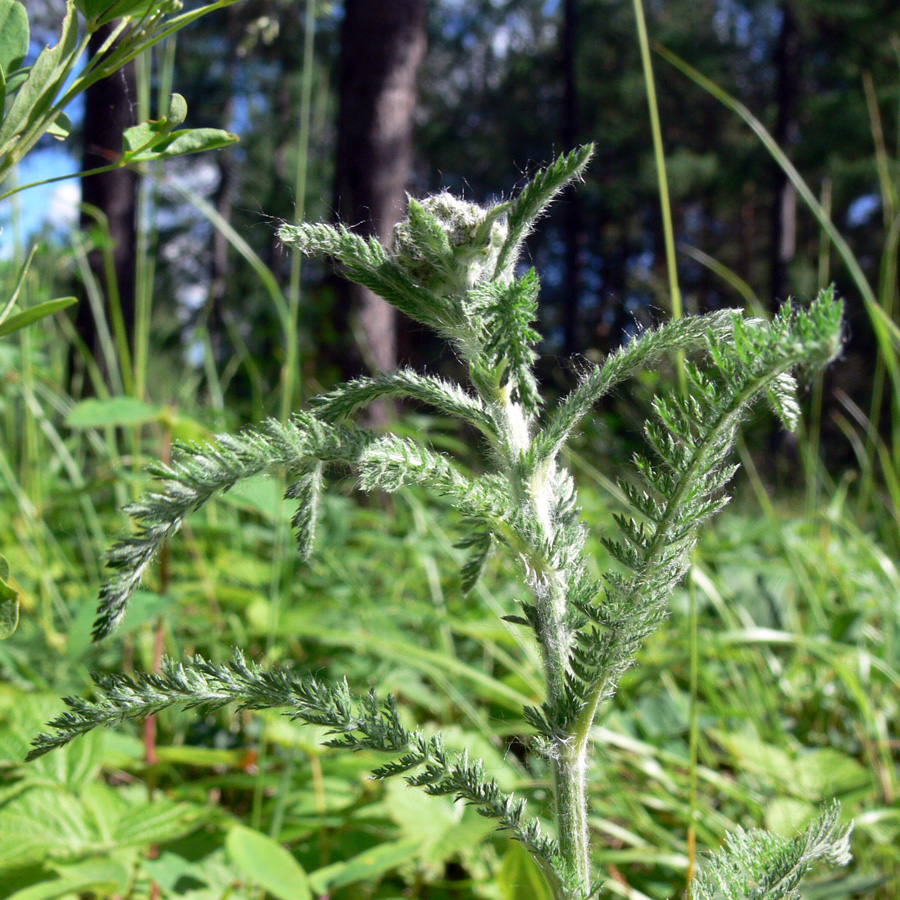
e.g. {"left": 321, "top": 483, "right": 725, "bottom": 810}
{"left": 174, "top": 181, "right": 290, "bottom": 330}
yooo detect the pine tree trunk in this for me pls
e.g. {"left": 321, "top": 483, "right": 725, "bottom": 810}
{"left": 769, "top": 0, "right": 801, "bottom": 307}
{"left": 332, "top": 0, "right": 427, "bottom": 414}
{"left": 76, "top": 23, "right": 138, "bottom": 381}
{"left": 561, "top": 0, "right": 583, "bottom": 357}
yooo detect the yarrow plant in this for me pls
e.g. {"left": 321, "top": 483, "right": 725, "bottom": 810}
{"left": 30, "top": 146, "right": 851, "bottom": 899}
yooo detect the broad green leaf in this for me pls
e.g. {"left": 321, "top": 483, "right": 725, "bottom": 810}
{"left": 226, "top": 825, "right": 311, "bottom": 900}
{"left": 65, "top": 396, "right": 163, "bottom": 428}
{"left": 715, "top": 728, "right": 870, "bottom": 801}
{"left": 0, "top": 554, "right": 18, "bottom": 640}
{"left": 35, "top": 728, "right": 105, "bottom": 792}
{"left": 141, "top": 852, "right": 202, "bottom": 894}
{"left": 0, "top": 696, "right": 104, "bottom": 790}
{"left": 7, "top": 858, "right": 129, "bottom": 900}
{"left": 381, "top": 779, "right": 495, "bottom": 867}
{"left": 308, "top": 839, "right": 424, "bottom": 894}
{"left": 64, "top": 596, "right": 103, "bottom": 660}
{"left": 0, "top": 1, "right": 78, "bottom": 162}
{"left": 0, "top": 554, "right": 14, "bottom": 589}
{"left": 0, "top": 787, "right": 93, "bottom": 871}
{"left": 122, "top": 115, "right": 173, "bottom": 155}
{"left": 790, "top": 747, "right": 870, "bottom": 799}
{"left": 0, "top": 64, "right": 5, "bottom": 123}
{"left": 222, "top": 474, "right": 293, "bottom": 521}
{"left": 75, "top": 0, "right": 180, "bottom": 31}
{"left": 3, "top": 67, "right": 27, "bottom": 94}
{"left": 0, "top": 0, "right": 29, "bottom": 75}
{"left": 123, "top": 126, "right": 238, "bottom": 162}
{"left": 0, "top": 297, "right": 76, "bottom": 337}
{"left": 112, "top": 797, "right": 203, "bottom": 846}
{"left": 74, "top": 0, "right": 153, "bottom": 22}
{"left": 122, "top": 91, "right": 237, "bottom": 165}
{"left": 766, "top": 798, "right": 815, "bottom": 836}
{"left": 162, "top": 411, "right": 212, "bottom": 443}
{"left": 72, "top": 0, "right": 96, "bottom": 17}
{"left": 110, "top": 589, "right": 170, "bottom": 634}
{"left": 0, "top": 599, "right": 17, "bottom": 640}
{"left": 144, "top": 848, "right": 245, "bottom": 899}
{"left": 96, "top": 0, "right": 161, "bottom": 27}
{"left": 497, "top": 842, "right": 551, "bottom": 900}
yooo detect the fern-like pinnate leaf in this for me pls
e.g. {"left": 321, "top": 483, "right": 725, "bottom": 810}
{"left": 535, "top": 309, "right": 738, "bottom": 462}
{"left": 561, "top": 293, "right": 842, "bottom": 737}
{"left": 692, "top": 803, "right": 852, "bottom": 900}
{"left": 493, "top": 144, "right": 594, "bottom": 277}
{"left": 312, "top": 368, "right": 497, "bottom": 438}
{"left": 28, "top": 650, "right": 572, "bottom": 897}
{"left": 277, "top": 222, "right": 462, "bottom": 335}
{"left": 94, "top": 415, "right": 370, "bottom": 639}
{"left": 92, "top": 414, "right": 370, "bottom": 639}
{"left": 286, "top": 462, "right": 324, "bottom": 560}
{"left": 457, "top": 528, "right": 495, "bottom": 593}
{"left": 35, "top": 149, "right": 847, "bottom": 900}
{"left": 93, "top": 420, "right": 512, "bottom": 640}
{"left": 475, "top": 267, "right": 543, "bottom": 414}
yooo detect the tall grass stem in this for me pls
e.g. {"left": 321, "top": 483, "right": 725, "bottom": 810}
{"left": 281, "top": 0, "right": 317, "bottom": 421}
{"left": 632, "top": 1, "right": 683, "bottom": 325}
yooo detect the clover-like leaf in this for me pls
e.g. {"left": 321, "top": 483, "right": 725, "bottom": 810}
{"left": 121, "top": 94, "right": 237, "bottom": 164}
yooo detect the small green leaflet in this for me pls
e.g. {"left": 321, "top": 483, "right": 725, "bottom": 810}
{"left": 0, "top": 297, "right": 76, "bottom": 337}
{"left": 74, "top": 0, "right": 158, "bottom": 27}
{"left": 0, "top": 0, "right": 29, "bottom": 75}
{"left": 308, "top": 838, "right": 424, "bottom": 894}
{"left": 0, "top": 1, "right": 78, "bottom": 162}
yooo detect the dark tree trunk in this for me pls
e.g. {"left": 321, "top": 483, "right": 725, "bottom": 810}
{"left": 561, "top": 0, "right": 584, "bottom": 356}
{"left": 333, "top": 0, "right": 427, "bottom": 403}
{"left": 763, "top": 0, "right": 804, "bottom": 473}
{"left": 769, "top": 0, "right": 801, "bottom": 307}
{"left": 76, "top": 24, "right": 138, "bottom": 377}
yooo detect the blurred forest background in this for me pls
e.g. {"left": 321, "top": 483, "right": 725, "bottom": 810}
{"left": 2, "top": 1, "right": 900, "bottom": 899}
{"left": 14, "top": 0, "right": 900, "bottom": 430}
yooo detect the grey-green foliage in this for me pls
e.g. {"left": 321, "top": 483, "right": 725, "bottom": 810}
{"left": 30, "top": 146, "right": 849, "bottom": 900}
{"left": 692, "top": 803, "right": 852, "bottom": 900}
{"left": 28, "top": 650, "right": 559, "bottom": 882}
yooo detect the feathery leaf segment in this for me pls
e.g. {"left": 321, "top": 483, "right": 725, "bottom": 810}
{"left": 28, "top": 651, "right": 571, "bottom": 896}
{"left": 33, "top": 147, "right": 848, "bottom": 900}
{"left": 691, "top": 802, "right": 852, "bottom": 900}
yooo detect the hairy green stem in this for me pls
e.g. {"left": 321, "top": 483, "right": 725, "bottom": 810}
{"left": 494, "top": 382, "right": 590, "bottom": 898}
{"left": 552, "top": 745, "right": 591, "bottom": 895}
